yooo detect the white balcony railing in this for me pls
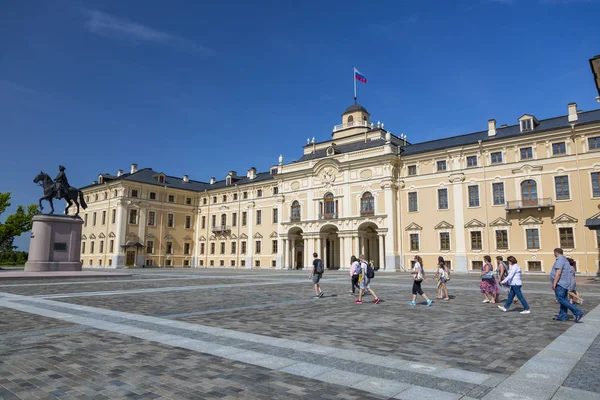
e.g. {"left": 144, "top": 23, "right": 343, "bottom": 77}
{"left": 333, "top": 120, "right": 370, "bottom": 132}
{"left": 211, "top": 225, "right": 231, "bottom": 233}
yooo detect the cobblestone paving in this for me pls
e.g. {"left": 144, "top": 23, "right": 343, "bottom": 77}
{"left": 0, "top": 269, "right": 598, "bottom": 399}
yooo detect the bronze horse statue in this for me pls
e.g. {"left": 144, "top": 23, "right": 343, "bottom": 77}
{"left": 33, "top": 171, "right": 88, "bottom": 216}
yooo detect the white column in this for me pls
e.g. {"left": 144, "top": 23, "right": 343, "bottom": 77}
{"left": 378, "top": 233, "right": 386, "bottom": 270}
{"left": 282, "top": 238, "right": 288, "bottom": 268}
{"left": 137, "top": 206, "right": 146, "bottom": 267}
{"left": 316, "top": 236, "right": 322, "bottom": 260}
{"left": 276, "top": 205, "right": 283, "bottom": 268}
{"left": 344, "top": 236, "right": 352, "bottom": 261}
{"left": 291, "top": 238, "right": 296, "bottom": 268}
{"left": 303, "top": 237, "right": 310, "bottom": 269}
{"left": 383, "top": 182, "right": 399, "bottom": 271}
{"left": 451, "top": 178, "right": 468, "bottom": 272}
{"left": 245, "top": 205, "right": 254, "bottom": 268}
{"left": 331, "top": 237, "right": 337, "bottom": 268}
{"left": 113, "top": 201, "right": 126, "bottom": 267}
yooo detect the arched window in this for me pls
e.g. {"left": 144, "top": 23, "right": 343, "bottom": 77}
{"left": 521, "top": 180, "right": 538, "bottom": 206}
{"left": 291, "top": 201, "right": 301, "bottom": 221}
{"left": 324, "top": 193, "right": 336, "bottom": 216}
{"left": 347, "top": 115, "right": 354, "bottom": 125}
{"left": 361, "top": 192, "right": 374, "bottom": 215}
{"left": 220, "top": 214, "right": 227, "bottom": 227}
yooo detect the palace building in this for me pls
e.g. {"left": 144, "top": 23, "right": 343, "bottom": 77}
{"left": 78, "top": 101, "right": 600, "bottom": 274}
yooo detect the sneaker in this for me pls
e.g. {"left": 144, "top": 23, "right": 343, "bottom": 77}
{"left": 355, "top": 299, "right": 363, "bottom": 304}
{"left": 483, "top": 299, "right": 490, "bottom": 303}
{"left": 426, "top": 300, "right": 433, "bottom": 306}
{"left": 520, "top": 310, "right": 531, "bottom": 315}
{"left": 498, "top": 306, "right": 507, "bottom": 312}
{"left": 319, "top": 292, "right": 324, "bottom": 298}
{"left": 374, "top": 298, "right": 381, "bottom": 304}
{"left": 574, "top": 314, "right": 583, "bottom": 323}
{"left": 443, "top": 298, "right": 450, "bottom": 301}
{"left": 409, "top": 301, "right": 416, "bottom": 306}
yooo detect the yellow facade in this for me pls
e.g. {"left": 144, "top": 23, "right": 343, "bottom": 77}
{"left": 77, "top": 102, "right": 600, "bottom": 274}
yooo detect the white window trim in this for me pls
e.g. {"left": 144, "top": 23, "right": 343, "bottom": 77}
{"left": 553, "top": 174, "right": 572, "bottom": 202}
{"left": 522, "top": 225, "right": 542, "bottom": 252}
{"left": 185, "top": 215, "right": 193, "bottom": 229}
{"left": 551, "top": 141, "right": 567, "bottom": 157}
{"left": 438, "top": 230, "right": 451, "bottom": 252}
{"left": 490, "top": 181, "right": 506, "bottom": 207}
{"left": 493, "top": 228, "right": 510, "bottom": 252}
{"left": 128, "top": 209, "right": 138, "bottom": 225}
{"left": 519, "top": 146, "right": 534, "bottom": 161}
{"left": 168, "top": 194, "right": 176, "bottom": 203}
{"left": 167, "top": 213, "right": 175, "bottom": 228}
{"left": 555, "top": 224, "right": 577, "bottom": 250}
{"left": 465, "top": 155, "right": 478, "bottom": 168}
{"left": 436, "top": 159, "right": 448, "bottom": 172}
{"left": 149, "top": 192, "right": 157, "bottom": 201}
{"left": 408, "top": 232, "right": 420, "bottom": 252}
{"left": 526, "top": 259, "right": 544, "bottom": 272}
{"left": 469, "top": 229, "right": 484, "bottom": 252}
{"left": 489, "top": 151, "right": 504, "bottom": 165}
{"left": 437, "top": 187, "right": 450, "bottom": 211}
{"left": 407, "top": 191, "right": 418, "bottom": 213}
{"left": 466, "top": 184, "right": 481, "bottom": 209}
{"left": 515, "top": 177, "right": 543, "bottom": 202}
{"left": 589, "top": 170, "right": 600, "bottom": 199}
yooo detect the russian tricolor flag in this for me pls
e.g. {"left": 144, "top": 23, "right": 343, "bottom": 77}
{"left": 354, "top": 68, "right": 367, "bottom": 83}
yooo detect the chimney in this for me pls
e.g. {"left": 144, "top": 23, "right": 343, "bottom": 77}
{"left": 130, "top": 163, "right": 138, "bottom": 174}
{"left": 210, "top": 177, "right": 216, "bottom": 185}
{"left": 568, "top": 102, "right": 578, "bottom": 123}
{"left": 487, "top": 119, "right": 497, "bottom": 137}
{"left": 247, "top": 167, "right": 257, "bottom": 179}
{"left": 117, "top": 169, "right": 123, "bottom": 177}
{"left": 183, "top": 175, "right": 189, "bottom": 183}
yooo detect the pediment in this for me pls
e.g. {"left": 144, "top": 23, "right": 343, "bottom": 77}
{"left": 465, "top": 219, "right": 486, "bottom": 228}
{"left": 164, "top": 233, "right": 174, "bottom": 240}
{"left": 89, "top": 233, "right": 96, "bottom": 239}
{"left": 240, "top": 233, "right": 248, "bottom": 239}
{"left": 519, "top": 216, "right": 543, "bottom": 226}
{"left": 511, "top": 164, "right": 543, "bottom": 175}
{"left": 145, "top": 233, "right": 156, "bottom": 239}
{"left": 552, "top": 213, "right": 578, "bottom": 224}
{"left": 269, "top": 231, "right": 278, "bottom": 238}
{"left": 434, "top": 221, "right": 454, "bottom": 230}
{"left": 490, "top": 217, "right": 511, "bottom": 227}
{"left": 230, "top": 233, "right": 238, "bottom": 239}
{"left": 98, "top": 232, "right": 105, "bottom": 239}
{"left": 81, "top": 234, "right": 87, "bottom": 240}
{"left": 108, "top": 232, "right": 115, "bottom": 238}
{"left": 126, "top": 232, "right": 137, "bottom": 238}
{"left": 198, "top": 235, "right": 206, "bottom": 241}
{"left": 518, "top": 113, "right": 538, "bottom": 122}
{"left": 209, "top": 235, "right": 216, "bottom": 240}
{"left": 253, "top": 233, "right": 263, "bottom": 239}
{"left": 183, "top": 235, "right": 192, "bottom": 241}
{"left": 313, "top": 158, "right": 341, "bottom": 175}
{"left": 589, "top": 211, "right": 600, "bottom": 219}
{"left": 218, "top": 235, "right": 227, "bottom": 240}
{"left": 405, "top": 222, "right": 422, "bottom": 231}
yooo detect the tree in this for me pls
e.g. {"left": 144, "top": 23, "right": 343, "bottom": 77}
{"left": 0, "top": 192, "right": 39, "bottom": 254}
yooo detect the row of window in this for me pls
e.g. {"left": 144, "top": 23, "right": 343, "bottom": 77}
{"left": 128, "top": 187, "right": 282, "bottom": 205}
{"left": 406, "top": 137, "right": 600, "bottom": 177}
{"left": 408, "top": 227, "right": 591, "bottom": 251}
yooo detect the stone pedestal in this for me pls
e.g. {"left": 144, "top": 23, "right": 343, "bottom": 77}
{"left": 25, "top": 214, "right": 83, "bottom": 272}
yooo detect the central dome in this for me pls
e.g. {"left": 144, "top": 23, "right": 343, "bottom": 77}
{"left": 343, "top": 104, "right": 369, "bottom": 115}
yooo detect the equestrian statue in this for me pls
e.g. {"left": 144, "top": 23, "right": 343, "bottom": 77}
{"left": 33, "top": 165, "right": 88, "bottom": 216}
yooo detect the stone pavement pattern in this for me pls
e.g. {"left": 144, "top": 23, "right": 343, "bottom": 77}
{"left": 0, "top": 269, "right": 599, "bottom": 399}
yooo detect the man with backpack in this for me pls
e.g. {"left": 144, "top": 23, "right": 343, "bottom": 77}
{"left": 310, "top": 252, "right": 325, "bottom": 298}
{"left": 355, "top": 254, "right": 381, "bottom": 304}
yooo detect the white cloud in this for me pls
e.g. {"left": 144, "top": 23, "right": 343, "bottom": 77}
{"left": 84, "top": 9, "right": 214, "bottom": 55}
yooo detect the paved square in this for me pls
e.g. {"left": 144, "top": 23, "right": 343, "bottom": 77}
{"left": 1, "top": 269, "right": 599, "bottom": 399}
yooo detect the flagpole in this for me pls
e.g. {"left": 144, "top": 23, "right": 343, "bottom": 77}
{"left": 353, "top": 67, "right": 357, "bottom": 104}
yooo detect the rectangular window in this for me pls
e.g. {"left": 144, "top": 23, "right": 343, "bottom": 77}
{"left": 589, "top": 136, "right": 600, "bottom": 150}
{"left": 255, "top": 260, "right": 260, "bottom": 267}
{"left": 552, "top": 142, "right": 566, "bottom": 155}
{"left": 201, "top": 216, "right": 206, "bottom": 229}
{"left": 232, "top": 213, "right": 237, "bottom": 227}
{"left": 440, "top": 232, "right": 450, "bottom": 250}
{"left": 148, "top": 211, "right": 155, "bottom": 226}
{"left": 522, "top": 119, "right": 532, "bottom": 131}
{"left": 526, "top": 229, "right": 540, "bottom": 249}
{"left": 492, "top": 182, "right": 505, "bottom": 205}
{"left": 231, "top": 260, "right": 236, "bottom": 267}
{"left": 491, "top": 151, "right": 502, "bottom": 164}
{"left": 273, "top": 208, "right": 278, "bottom": 224}
{"left": 409, "top": 234, "right": 419, "bottom": 251}
{"left": 256, "top": 210, "right": 262, "bottom": 225}
{"left": 131, "top": 189, "right": 138, "bottom": 198}
{"left": 231, "top": 241, "right": 236, "bottom": 254}
{"left": 272, "top": 260, "right": 277, "bottom": 267}
{"left": 242, "top": 212, "right": 247, "bottom": 226}
{"left": 129, "top": 209, "right": 137, "bottom": 224}
{"left": 184, "top": 243, "right": 190, "bottom": 255}
{"left": 211, "top": 215, "right": 216, "bottom": 227}
{"left": 185, "top": 215, "right": 192, "bottom": 229}
{"left": 559, "top": 227, "right": 575, "bottom": 248}
{"left": 467, "top": 155, "right": 478, "bottom": 167}
{"left": 166, "top": 242, "right": 172, "bottom": 254}
{"left": 438, "top": 188, "right": 448, "bottom": 210}
{"left": 555, "top": 176, "right": 570, "bottom": 200}
{"left": 109, "top": 239, "right": 114, "bottom": 253}
{"left": 219, "top": 260, "right": 224, "bottom": 267}
{"left": 101, "top": 211, "right": 106, "bottom": 225}
{"left": 436, "top": 160, "right": 447, "bottom": 171}
{"left": 222, "top": 195, "right": 227, "bottom": 202}
{"left": 84, "top": 213, "right": 88, "bottom": 227}
{"left": 273, "top": 187, "right": 279, "bottom": 195}
{"left": 168, "top": 195, "right": 175, "bottom": 203}
{"left": 243, "top": 192, "right": 248, "bottom": 200}
{"left": 210, "top": 243, "right": 215, "bottom": 254}
{"left": 471, "top": 261, "right": 483, "bottom": 270}
{"left": 527, "top": 261, "right": 542, "bottom": 272}
{"left": 408, "top": 192, "right": 418, "bottom": 212}
{"left": 82, "top": 242, "right": 86, "bottom": 254}
{"left": 240, "top": 260, "right": 245, "bottom": 267}
{"left": 220, "top": 242, "right": 225, "bottom": 255}
{"left": 255, "top": 240, "right": 261, "bottom": 254}
{"left": 183, "top": 259, "right": 189, "bottom": 267}
{"left": 166, "top": 259, "right": 172, "bottom": 267}
{"left": 200, "top": 243, "right": 205, "bottom": 255}
{"left": 272, "top": 240, "right": 278, "bottom": 253}
{"left": 99, "top": 240, "right": 104, "bottom": 253}
{"left": 407, "top": 165, "right": 417, "bottom": 176}
{"left": 186, "top": 197, "right": 192, "bottom": 205}
{"left": 167, "top": 213, "right": 174, "bottom": 228}
{"left": 233, "top": 193, "right": 238, "bottom": 201}
{"left": 209, "top": 260, "right": 214, "bottom": 266}
{"left": 468, "top": 185, "right": 480, "bottom": 207}
{"left": 112, "top": 209, "right": 116, "bottom": 224}
{"left": 93, "top": 212, "right": 97, "bottom": 226}
{"left": 203, "top": 198, "right": 207, "bottom": 205}
{"left": 257, "top": 189, "right": 263, "bottom": 198}
{"left": 241, "top": 241, "right": 247, "bottom": 254}
{"left": 495, "top": 230, "right": 508, "bottom": 249}
{"left": 520, "top": 147, "right": 533, "bottom": 160}
{"left": 149, "top": 192, "right": 157, "bottom": 200}
{"left": 471, "top": 231, "right": 482, "bottom": 250}
{"left": 146, "top": 241, "right": 154, "bottom": 254}
{"left": 90, "top": 241, "right": 94, "bottom": 254}
{"left": 592, "top": 172, "right": 600, "bottom": 197}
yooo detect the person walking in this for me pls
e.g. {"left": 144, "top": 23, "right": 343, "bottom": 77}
{"left": 349, "top": 255, "right": 361, "bottom": 295}
{"left": 496, "top": 256, "right": 515, "bottom": 304}
{"left": 434, "top": 256, "right": 450, "bottom": 300}
{"left": 309, "top": 252, "right": 325, "bottom": 298}
{"left": 566, "top": 258, "right": 583, "bottom": 305}
{"left": 355, "top": 254, "right": 381, "bottom": 304}
{"left": 409, "top": 255, "right": 433, "bottom": 306}
{"left": 497, "top": 256, "right": 531, "bottom": 314}
{"left": 480, "top": 255, "right": 499, "bottom": 304}
{"left": 551, "top": 248, "right": 583, "bottom": 322}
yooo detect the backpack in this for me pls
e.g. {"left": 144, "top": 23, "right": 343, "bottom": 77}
{"left": 365, "top": 262, "right": 375, "bottom": 279}
{"left": 355, "top": 262, "right": 362, "bottom": 276}
{"left": 500, "top": 263, "right": 509, "bottom": 280}
{"left": 315, "top": 259, "right": 324, "bottom": 274}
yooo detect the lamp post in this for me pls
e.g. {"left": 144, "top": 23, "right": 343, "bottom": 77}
{"left": 590, "top": 55, "right": 600, "bottom": 102}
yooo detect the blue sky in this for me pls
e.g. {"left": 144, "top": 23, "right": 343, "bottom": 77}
{"left": 1, "top": 0, "right": 599, "bottom": 250}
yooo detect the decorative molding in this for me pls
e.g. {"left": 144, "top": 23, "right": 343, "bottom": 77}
{"left": 269, "top": 231, "right": 278, "bottom": 238}
{"left": 519, "top": 216, "right": 543, "bottom": 226}
{"left": 108, "top": 232, "right": 115, "bottom": 238}
{"left": 253, "top": 232, "right": 263, "bottom": 239}
{"left": 465, "top": 219, "right": 486, "bottom": 228}
{"left": 405, "top": 222, "right": 423, "bottom": 231}
{"left": 198, "top": 235, "right": 206, "bottom": 241}
{"left": 511, "top": 164, "right": 543, "bottom": 175}
{"left": 183, "top": 235, "right": 192, "bottom": 241}
{"left": 434, "top": 221, "right": 454, "bottom": 230}
{"left": 489, "top": 217, "right": 511, "bottom": 227}
{"left": 89, "top": 233, "right": 96, "bottom": 239}
{"left": 551, "top": 213, "right": 578, "bottom": 225}
{"left": 240, "top": 233, "right": 248, "bottom": 239}
{"left": 98, "top": 232, "right": 105, "bottom": 239}
{"left": 164, "top": 233, "right": 174, "bottom": 240}
{"left": 449, "top": 173, "right": 465, "bottom": 183}
{"left": 81, "top": 234, "right": 87, "bottom": 240}
{"left": 230, "top": 233, "right": 238, "bottom": 239}
{"left": 144, "top": 233, "right": 156, "bottom": 239}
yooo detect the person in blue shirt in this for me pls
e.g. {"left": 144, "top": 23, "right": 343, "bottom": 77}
{"left": 550, "top": 248, "right": 583, "bottom": 323}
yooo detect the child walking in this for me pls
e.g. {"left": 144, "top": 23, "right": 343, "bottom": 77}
{"left": 566, "top": 258, "right": 583, "bottom": 305}
{"left": 410, "top": 256, "right": 433, "bottom": 306}
{"left": 434, "top": 256, "right": 450, "bottom": 301}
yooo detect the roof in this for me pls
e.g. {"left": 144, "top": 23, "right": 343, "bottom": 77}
{"left": 295, "top": 137, "right": 387, "bottom": 162}
{"left": 83, "top": 168, "right": 274, "bottom": 192}
{"left": 343, "top": 104, "right": 369, "bottom": 115}
{"left": 401, "top": 109, "right": 600, "bottom": 156}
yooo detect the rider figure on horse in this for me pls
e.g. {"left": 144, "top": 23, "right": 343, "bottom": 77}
{"left": 54, "top": 165, "right": 70, "bottom": 200}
